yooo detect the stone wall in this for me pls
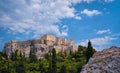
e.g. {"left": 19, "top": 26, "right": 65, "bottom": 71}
{"left": 3, "top": 34, "right": 78, "bottom": 59}
{"left": 53, "top": 45, "right": 68, "bottom": 53}
{"left": 68, "top": 39, "right": 74, "bottom": 46}
{"left": 56, "top": 38, "right": 66, "bottom": 45}
{"left": 40, "top": 34, "right": 56, "bottom": 46}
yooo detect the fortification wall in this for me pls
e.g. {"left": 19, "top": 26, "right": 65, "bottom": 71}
{"left": 3, "top": 34, "right": 78, "bottom": 58}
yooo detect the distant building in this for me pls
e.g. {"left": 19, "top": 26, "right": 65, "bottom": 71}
{"left": 3, "top": 34, "right": 78, "bottom": 59}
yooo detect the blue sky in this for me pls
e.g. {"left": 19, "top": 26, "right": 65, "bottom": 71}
{"left": 0, "top": 0, "right": 120, "bottom": 51}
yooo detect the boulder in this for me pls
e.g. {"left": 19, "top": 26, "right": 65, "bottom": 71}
{"left": 81, "top": 46, "right": 120, "bottom": 73}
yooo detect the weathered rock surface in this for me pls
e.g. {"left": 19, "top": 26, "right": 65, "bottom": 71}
{"left": 81, "top": 46, "right": 120, "bottom": 73}
{"left": 3, "top": 34, "right": 77, "bottom": 59}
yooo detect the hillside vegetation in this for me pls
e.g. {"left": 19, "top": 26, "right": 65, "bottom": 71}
{"left": 0, "top": 41, "right": 96, "bottom": 73}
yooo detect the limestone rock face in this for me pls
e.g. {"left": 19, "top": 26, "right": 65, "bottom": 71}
{"left": 81, "top": 46, "right": 120, "bottom": 73}
{"left": 3, "top": 34, "right": 77, "bottom": 59}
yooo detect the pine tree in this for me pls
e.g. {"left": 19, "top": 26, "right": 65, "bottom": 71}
{"left": 19, "top": 51, "right": 22, "bottom": 57}
{"left": 29, "top": 48, "right": 37, "bottom": 63}
{"left": 3, "top": 52, "right": 8, "bottom": 59}
{"left": 70, "top": 49, "right": 72, "bottom": 55}
{"left": 0, "top": 52, "right": 2, "bottom": 60}
{"left": 49, "top": 56, "right": 52, "bottom": 73}
{"left": 11, "top": 52, "right": 15, "bottom": 61}
{"left": 39, "top": 62, "right": 44, "bottom": 73}
{"left": 29, "top": 41, "right": 37, "bottom": 63}
{"left": 14, "top": 50, "right": 18, "bottom": 60}
{"left": 52, "top": 48, "right": 57, "bottom": 73}
{"left": 48, "top": 50, "right": 52, "bottom": 73}
{"left": 59, "top": 65, "right": 67, "bottom": 73}
{"left": 86, "top": 40, "right": 95, "bottom": 63}
{"left": 16, "top": 55, "right": 26, "bottom": 73}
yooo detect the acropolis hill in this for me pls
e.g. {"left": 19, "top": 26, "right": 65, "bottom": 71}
{"left": 3, "top": 34, "right": 78, "bottom": 59}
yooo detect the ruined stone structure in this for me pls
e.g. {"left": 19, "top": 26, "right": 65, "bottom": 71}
{"left": 40, "top": 34, "right": 56, "bottom": 46}
{"left": 3, "top": 34, "right": 77, "bottom": 59}
{"left": 40, "top": 34, "right": 67, "bottom": 46}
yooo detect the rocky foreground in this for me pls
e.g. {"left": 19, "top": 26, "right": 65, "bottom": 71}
{"left": 81, "top": 46, "right": 120, "bottom": 73}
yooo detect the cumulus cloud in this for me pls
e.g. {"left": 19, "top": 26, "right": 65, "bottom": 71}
{"left": 70, "top": 0, "right": 114, "bottom": 3}
{"left": 0, "top": 0, "right": 84, "bottom": 38}
{"left": 0, "top": 0, "right": 114, "bottom": 39}
{"left": 97, "top": 29, "right": 111, "bottom": 34}
{"left": 104, "top": 0, "right": 114, "bottom": 3}
{"left": 81, "top": 9, "right": 102, "bottom": 16}
{"left": 61, "top": 25, "right": 68, "bottom": 36}
{"left": 81, "top": 0, "right": 95, "bottom": 3}
{"left": 75, "top": 16, "right": 82, "bottom": 20}
{"left": 0, "top": 15, "right": 12, "bottom": 22}
{"left": 111, "top": 33, "right": 120, "bottom": 37}
{"left": 90, "top": 36, "right": 116, "bottom": 45}
{"left": 79, "top": 36, "right": 117, "bottom": 50}
{"left": 70, "top": 0, "right": 114, "bottom": 4}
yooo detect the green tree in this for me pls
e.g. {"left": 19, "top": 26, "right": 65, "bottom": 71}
{"left": 70, "top": 49, "right": 72, "bottom": 55}
{"left": 86, "top": 40, "right": 95, "bottom": 63}
{"left": 19, "top": 51, "right": 22, "bottom": 57}
{"left": 14, "top": 50, "right": 19, "bottom": 60}
{"left": 52, "top": 48, "right": 57, "bottom": 73}
{"left": 59, "top": 65, "right": 67, "bottom": 73}
{"left": 3, "top": 51, "right": 8, "bottom": 59}
{"left": 29, "top": 49, "right": 37, "bottom": 63}
{"left": 0, "top": 52, "right": 2, "bottom": 60}
{"left": 16, "top": 53, "right": 26, "bottom": 73}
{"left": 76, "top": 63, "right": 83, "bottom": 73}
{"left": 11, "top": 52, "right": 15, "bottom": 61}
{"left": 49, "top": 54, "right": 52, "bottom": 73}
{"left": 39, "top": 62, "right": 44, "bottom": 73}
{"left": 29, "top": 41, "right": 37, "bottom": 63}
{"left": 16, "top": 57, "right": 26, "bottom": 73}
{"left": 11, "top": 50, "right": 19, "bottom": 61}
{"left": 77, "top": 45, "right": 86, "bottom": 58}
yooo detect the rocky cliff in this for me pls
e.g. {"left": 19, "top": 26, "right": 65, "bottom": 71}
{"left": 3, "top": 34, "right": 78, "bottom": 59}
{"left": 81, "top": 46, "right": 120, "bottom": 73}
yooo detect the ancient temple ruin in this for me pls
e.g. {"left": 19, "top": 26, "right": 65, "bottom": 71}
{"left": 3, "top": 34, "right": 78, "bottom": 59}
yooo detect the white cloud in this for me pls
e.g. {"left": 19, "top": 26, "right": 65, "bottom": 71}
{"left": 61, "top": 32, "right": 68, "bottom": 36}
{"left": 70, "top": 0, "right": 95, "bottom": 4}
{"left": 97, "top": 29, "right": 111, "bottom": 34}
{"left": 33, "top": 24, "right": 62, "bottom": 38}
{"left": 81, "top": 9, "right": 102, "bottom": 16}
{"left": 91, "top": 36, "right": 116, "bottom": 45}
{"left": 61, "top": 25, "right": 68, "bottom": 37}
{"left": 0, "top": 15, "right": 12, "bottom": 22}
{"left": 79, "top": 36, "right": 117, "bottom": 50}
{"left": 70, "top": 0, "right": 114, "bottom": 4}
{"left": 0, "top": 0, "right": 84, "bottom": 38}
{"left": 0, "top": 0, "right": 114, "bottom": 39}
{"left": 82, "top": 0, "right": 95, "bottom": 3}
{"left": 111, "top": 33, "right": 120, "bottom": 37}
{"left": 104, "top": 0, "right": 114, "bottom": 3}
{"left": 62, "top": 25, "right": 68, "bottom": 29}
{"left": 70, "top": 0, "right": 114, "bottom": 3}
{"left": 0, "top": 0, "right": 112, "bottom": 38}
{"left": 75, "top": 16, "right": 82, "bottom": 20}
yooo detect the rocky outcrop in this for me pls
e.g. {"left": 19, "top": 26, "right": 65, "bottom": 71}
{"left": 3, "top": 34, "right": 77, "bottom": 59}
{"left": 81, "top": 46, "right": 120, "bottom": 73}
